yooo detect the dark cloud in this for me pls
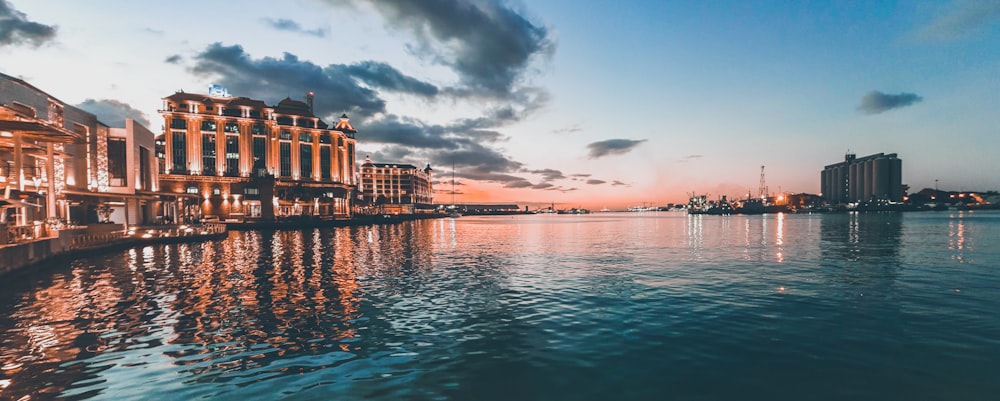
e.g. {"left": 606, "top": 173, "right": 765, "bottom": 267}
{"left": 586, "top": 179, "right": 606, "bottom": 185}
{"left": 529, "top": 168, "right": 564, "bottom": 181}
{"left": 76, "top": 99, "right": 150, "bottom": 128}
{"left": 343, "top": 61, "right": 438, "bottom": 97}
{"left": 918, "top": 0, "right": 1000, "bottom": 41}
{"left": 532, "top": 182, "right": 554, "bottom": 190}
{"left": 586, "top": 138, "right": 647, "bottom": 159}
{"left": 503, "top": 180, "right": 534, "bottom": 189}
{"left": 262, "top": 18, "right": 328, "bottom": 38}
{"left": 0, "top": 0, "right": 56, "bottom": 47}
{"left": 165, "top": 54, "right": 182, "bottom": 64}
{"left": 571, "top": 173, "right": 591, "bottom": 178}
{"left": 334, "top": 0, "right": 554, "bottom": 98}
{"left": 611, "top": 180, "right": 628, "bottom": 187}
{"left": 858, "top": 91, "right": 923, "bottom": 114}
{"left": 191, "top": 43, "right": 387, "bottom": 117}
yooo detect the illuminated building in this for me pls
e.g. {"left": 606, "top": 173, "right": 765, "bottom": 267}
{"left": 357, "top": 155, "right": 434, "bottom": 214}
{"left": 1, "top": 73, "right": 158, "bottom": 230}
{"left": 158, "top": 87, "right": 357, "bottom": 221}
{"left": 821, "top": 152, "right": 903, "bottom": 205}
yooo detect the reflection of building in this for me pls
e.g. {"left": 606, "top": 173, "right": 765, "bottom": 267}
{"left": 358, "top": 155, "right": 434, "bottom": 214}
{"left": 158, "top": 88, "right": 357, "bottom": 221}
{"left": 821, "top": 152, "right": 903, "bottom": 205}
{"left": 1, "top": 72, "right": 158, "bottom": 229}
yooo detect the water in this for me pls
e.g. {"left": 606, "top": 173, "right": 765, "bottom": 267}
{"left": 1, "top": 211, "right": 999, "bottom": 400}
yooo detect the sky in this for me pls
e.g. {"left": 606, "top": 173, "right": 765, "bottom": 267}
{"left": 2, "top": 0, "right": 999, "bottom": 209}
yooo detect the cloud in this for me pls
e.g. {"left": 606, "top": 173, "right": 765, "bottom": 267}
{"left": 333, "top": 0, "right": 554, "bottom": 98}
{"left": 611, "top": 180, "right": 628, "bottom": 187}
{"left": 586, "top": 138, "right": 647, "bottom": 159}
{"left": 531, "top": 182, "right": 554, "bottom": 190}
{"left": 857, "top": 91, "right": 923, "bottom": 114}
{"left": 343, "top": 61, "right": 439, "bottom": 97}
{"left": 76, "top": 99, "right": 151, "bottom": 128}
{"left": 262, "top": 18, "right": 328, "bottom": 38}
{"left": 191, "top": 43, "right": 389, "bottom": 117}
{"left": 586, "top": 179, "right": 606, "bottom": 185}
{"left": 918, "top": 0, "right": 1000, "bottom": 41}
{"left": 529, "top": 168, "right": 564, "bottom": 181}
{"left": 677, "top": 154, "right": 703, "bottom": 163}
{"left": 189, "top": 5, "right": 552, "bottom": 190}
{"left": 551, "top": 124, "right": 583, "bottom": 135}
{"left": 165, "top": 54, "right": 182, "bottom": 64}
{"left": 0, "top": 0, "right": 57, "bottom": 47}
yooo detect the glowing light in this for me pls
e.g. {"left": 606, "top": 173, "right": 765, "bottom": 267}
{"left": 0, "top": 131, "right": 12, "bottom": 137}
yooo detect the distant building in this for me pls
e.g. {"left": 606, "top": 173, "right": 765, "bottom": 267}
{"left": 158, "top": 89, "right": 357, "bottom": 221}
{"left": 357, "top": 155, "right": 434, "bottom": 214}
{"left": 821, "top": 152, "right": 903, "bottom": 205}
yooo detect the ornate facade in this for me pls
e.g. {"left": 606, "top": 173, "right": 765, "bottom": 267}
{"left": 158, "top": 88, "right": 358, "bottom": 221}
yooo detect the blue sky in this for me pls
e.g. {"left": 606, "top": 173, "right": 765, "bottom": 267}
{"left": 2, "top": 0, "right": 998, "bottom": 208}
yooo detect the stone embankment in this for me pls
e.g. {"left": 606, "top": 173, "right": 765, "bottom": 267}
{"left": 0, "top": 223, "right": 227, "bottom": 277}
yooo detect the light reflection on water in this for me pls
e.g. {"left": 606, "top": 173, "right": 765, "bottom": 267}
{"left": 1, "top": 211, "right": 999, "bottom": 400}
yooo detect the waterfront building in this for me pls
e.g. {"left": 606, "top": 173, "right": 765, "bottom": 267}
{"left": 820, "top": 152, "right": 903, "bottom": 205}
{"left": 357, "top": 155, "right": 434, "bottom": 214}
{"left": 1, "top": 73, "right": 160, "bottom": 236}
{"left": 158, "top": 87, "right": 357, "bottom": 221}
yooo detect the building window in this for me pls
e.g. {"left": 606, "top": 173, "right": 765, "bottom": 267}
{"left": 300, "top": 143, "right": 312, "bottom": 179}
{"left": 298, "top": 119, "right": 315, "bottom": 128}
{"left": 202, "top": 133, "right": 216, "bottom": 175}
{"left": 320, "top": 146, "right": 331, "bottom": 180}
{"left": 279, "top": 142, "right": 291, "bottom": 177}
{"left": 108, "top": 138, "right": 127, "bottom": 186}
{"left": 277, "top": 116, "right": 293, "bottom": 126}
{"left": 212, "top": 187, "right": 221, "bottom": 196}
{"left": 252, "top": 123, "right": 266, "bottom": 135}
{"left": 139, "top": 147, "right": 151, "bottom": 191}
{"left": 170, "top": 118, "right": 187, "bottom": 129}
{"left": 252, "top": 136, "right": 267, "bottom": 177}
{"left": 299, "top": 132, "right": 312, "bottom": 142}
{"left": 171, "top": 133, "right": 186, "bottom": 174}
{"left": 244, "top": 187, "right": 259, "bottom": 195}
{"left": 279, "top": 130, "right": 292, "bottom": 140}
{"left": 224, "top": 122, "right": 240, "bottom": 133}
{"left": 186, "top": 186, "right": 198, "bottom": 194}
{"left": 319, "top": 133, "right": 331, "bottom": 144}
{"left": 225, "top": 134, "right": 239, "bottom": 175}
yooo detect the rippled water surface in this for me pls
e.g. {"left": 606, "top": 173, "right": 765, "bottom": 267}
{"left": 2, "top": 211, "right": 999, "bottom": 400}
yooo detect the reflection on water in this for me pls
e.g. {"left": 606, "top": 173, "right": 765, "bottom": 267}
{"left": 1, "top": 212, "right": 1000, "bottom": 400}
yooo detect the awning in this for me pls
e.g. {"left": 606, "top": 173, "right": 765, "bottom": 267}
{"left": 0, "top": 119, "right": 85, "bottom": 143}
{"left": 0, "top": 198, "right": 42, "bottom": 208}
{"left": 59, "top": 189, "right": 161, "bottom": 201}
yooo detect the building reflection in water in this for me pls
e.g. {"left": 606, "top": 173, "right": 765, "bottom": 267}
{"left": 819, "top": 212, "right": 903, "bottom": 291}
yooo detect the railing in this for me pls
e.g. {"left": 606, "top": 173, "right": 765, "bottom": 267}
{"left": 68, "top": 223, "right": 227, "bottom": 250}
{"left": 70, "top": 231, "right": 127, "bottom": 249}
{"left": 4, "top": 224, "right": 48, "bottom": 244}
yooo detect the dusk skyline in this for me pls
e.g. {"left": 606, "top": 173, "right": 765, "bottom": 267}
{"left": 3, "top": 0, "right": 999, "bottom": 208}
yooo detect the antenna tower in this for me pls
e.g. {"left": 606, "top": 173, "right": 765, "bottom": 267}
{"left": 758, "top": 165, "right": 766, "bottom": 199}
